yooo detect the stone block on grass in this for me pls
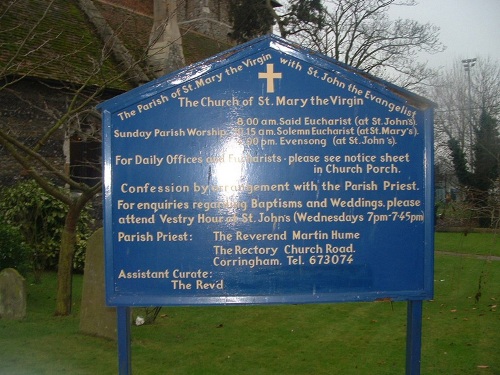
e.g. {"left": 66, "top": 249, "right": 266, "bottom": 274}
{"left": 80, "top": 228, "right": 117, "bottom": 339}
{"left": 0, "top": 268, "right": 27, "bottom": 319}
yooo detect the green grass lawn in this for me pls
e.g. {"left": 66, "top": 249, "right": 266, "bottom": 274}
{"left": 435, "top": 231, "right": 500, "bottom": 257}
{"left": 0, "top": 232, "right": 498, "bottom": 374}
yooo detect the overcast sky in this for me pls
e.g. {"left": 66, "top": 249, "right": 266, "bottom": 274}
{"left": 388, "top": 0, "right": 500, "bottom": 68}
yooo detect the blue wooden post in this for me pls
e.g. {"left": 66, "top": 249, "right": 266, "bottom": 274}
{"left": 117, "top": 306, "right": 132, "bottom": 375}
{"left": 406, "top": 300, "right": 423, "bottom": 375}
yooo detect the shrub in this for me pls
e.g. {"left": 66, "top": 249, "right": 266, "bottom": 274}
{"left": 0, "top": 221, "right": 32, "bottom": 275}
{"left": 0, "top": 180, "right": 94, "bottom": 273}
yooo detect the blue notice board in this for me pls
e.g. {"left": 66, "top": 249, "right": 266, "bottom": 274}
{"left": 98, "top": 35, "right": 434, "bottom": 306}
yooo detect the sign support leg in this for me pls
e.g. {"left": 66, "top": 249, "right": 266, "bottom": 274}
{"left": 406, "top": 300, "right": 423, "bottom": 375}
{"left": 117, "top": 306, "right": 132, "bottom": 375}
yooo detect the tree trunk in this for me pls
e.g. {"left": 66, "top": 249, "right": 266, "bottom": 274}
{"left": 54, "top": 203, "right": 81, "bottom": 316}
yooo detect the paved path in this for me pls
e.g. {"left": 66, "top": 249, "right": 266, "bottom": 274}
{"left": 436, "top": 251, "right": 500, "bottom": 261}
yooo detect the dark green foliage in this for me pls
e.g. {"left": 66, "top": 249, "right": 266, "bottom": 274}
{"left": 283, "top": 0, "right": 325, "bottom": 36}
{"left": 472, "top": 111, "right": 499, "bottom": 227}
{"left": 473, "top": 110, "right": 499, "bottom": 192}
{"left": 228, "top": 0, "right": 325, "bottom": 42}
{"left": 0, "top": 221, "right": 31, "bottom": 275}
{"left": 228, "top": 0, "right": 275, "bottom": 43}
{"left": 447, "top": 110, "right": 500, "bottom": 227}
{"left": 447, "top": 138, "right": 472, "bottom": 186}
{"left": 0, "top": 180, "right": 93, "bottom": 273}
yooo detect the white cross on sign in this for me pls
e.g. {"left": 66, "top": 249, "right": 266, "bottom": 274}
{"left": 258, "top": 63, "right": 282, "bottom": 93}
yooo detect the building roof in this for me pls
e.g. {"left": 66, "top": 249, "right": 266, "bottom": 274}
{"left": 0, "top": 0, "right": 129, "bottom": 89}
{"left": 0, "top": 0, "right": 231, "bottom": 91}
